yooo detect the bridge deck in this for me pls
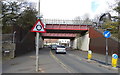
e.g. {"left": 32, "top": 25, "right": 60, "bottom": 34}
{"left": 42, "top": 33, "right": 77, "bottom": 38}
{"left": 45, "top": 24, "right": 92, "bottom": 30}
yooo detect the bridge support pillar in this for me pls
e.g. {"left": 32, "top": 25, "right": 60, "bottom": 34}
{"left": 72, "top": 37, "right": 80, "bottom": 50}
{"left": 70, "top": 39, "right": 74, "bottom": 48}
{"left": 71, "top": 33, "right": 81, "bottom": 50}
{"left": 71, "top": 31, "right": 90, "bottom": 51}
{"left": 80, "top": 32, "right": 90, "bottom": 51}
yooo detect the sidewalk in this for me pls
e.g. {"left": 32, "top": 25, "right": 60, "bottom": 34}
{"left": 69, "top": 49, "right": 120, "bottom": 68}
{"left": 0, "top": 55, "right": 2, "bottom": 75}
{"left": 2, "top": 48, "right": 119, "bottom": 73}
{"left": 2, "top": 48, "right": 68, "bottom": 73}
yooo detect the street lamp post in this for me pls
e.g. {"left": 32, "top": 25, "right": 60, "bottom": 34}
{"left": 13, "top": 31, "right": 16, "bottom": 43}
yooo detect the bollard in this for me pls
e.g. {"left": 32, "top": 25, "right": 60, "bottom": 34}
{"left": 88, "top": 50, "right": 92, "bottom": 60}
{"left": 112, "top": 54, "right": 118, "bottom": 68}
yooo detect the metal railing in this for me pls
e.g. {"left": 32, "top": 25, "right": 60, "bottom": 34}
{"left": 42, "top": 19, "right": 93, "bottom": 25}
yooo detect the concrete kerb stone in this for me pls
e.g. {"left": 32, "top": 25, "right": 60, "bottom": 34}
{"left": 78, "top": 50, "right": 119, "bottom": 71}
{"left": 85, "top": 57, "right": 119, "bottom": 71}
{"left": 99, "top": 64, "right": 118, "bottom": 71}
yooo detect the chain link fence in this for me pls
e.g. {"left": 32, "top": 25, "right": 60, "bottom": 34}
{"left": 42, "top": 19, "right": 93, "bottom": 25}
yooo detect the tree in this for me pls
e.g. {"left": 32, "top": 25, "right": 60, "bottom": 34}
{"left": 99, "top": 1, "right": 120, "bottom": 39}
{"left": 2, "top": 1, "right": 38, "bottom": 33}
{"left": 2, "top": 1, "right": 21, "bottom": 26}
{"left": 113, "top": 1, "right": 120, "bottom": 40}
{"left": 17, "top": 7, "right": 37, "bottom": 30}
{"left": 73, "top": 16, "right": 81, "bottom": 24}
{"left": 112, "top": 1, "right": 120, "bottom": 33}
{"left": 113, "top": 2, "right": 120, "bottom": 15}
{"left": 73, "top": 14, "right": 92, "bottom": 25}
{"left": 2, "top": 1, "right": 27, "bottom": 33}
{"left": 0, "top": 1, "right": 2, "bottom": 25}
{"left": 82, "top": 13, "right": 92, "bottom": 25}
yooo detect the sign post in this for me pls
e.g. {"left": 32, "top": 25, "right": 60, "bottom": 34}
{"left": 31, "top": 19, "right": 46, "bottom": 72}
{"left": 36, "top": 32, "right": 39, "bottom": 72}
{"left": 31, "top": 0, "right": 46, "bottom": 72}
{"left": 103, "top": 31, "right": 111, "bottom": 65}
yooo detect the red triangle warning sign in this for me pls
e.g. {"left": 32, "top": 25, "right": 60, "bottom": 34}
{"left": 31, "top": 19, "right": 46, "bottom": 33}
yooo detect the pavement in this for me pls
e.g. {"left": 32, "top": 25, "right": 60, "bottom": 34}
{"left": 0, "top": 33, "right": 2, "bottom": 75}
{"left": 0, "top": 56, "right": 2, "bottom": 74}
{"left": 2, "top": 47, "right": 120, "bottom": 73}
{"left": 68, "top": 49, "right": 120, "bottom": 68}
{"left": 2, "top": 48, "right": 68, "bottom": 73}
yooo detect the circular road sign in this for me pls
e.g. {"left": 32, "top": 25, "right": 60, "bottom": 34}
{"left": 103, "top": 31, "right": 111, "bottom": 38}
{"left": 112, "top": 54, "right": 118, "bottom": 59}
{"left": 36, "top": 25, "right": 42, "bottom": 31}
{"left": 88, "top": 50, "right": 92, "bottom": 54}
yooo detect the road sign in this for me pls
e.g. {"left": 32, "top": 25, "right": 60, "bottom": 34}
{"left": 31, "top": 19, "right": 46, "bottom": 33}
{"left": 103, "top": 30, "right": 111, "bottom": 65}
{"left": 103, "top": 31, "right": 111, "bottom": 38}
{"left": 112, "top": 54, "right": 118, "bottom": 67}
{"left": 31, "top": 19, "right": 46, "bottom": 71}
{"left": 112, "top": 54, "right": 118, "bottom": 59}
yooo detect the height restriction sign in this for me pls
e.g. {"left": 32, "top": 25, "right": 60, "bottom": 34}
{"left": 31, "top": 19, "right": 46, "bottom": 33}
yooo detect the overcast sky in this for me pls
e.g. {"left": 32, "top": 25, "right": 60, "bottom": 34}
{"left": 27, "top": 0, "right": 117, "bottom": 20}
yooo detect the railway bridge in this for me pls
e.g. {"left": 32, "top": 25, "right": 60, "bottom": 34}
{"left": 39, "top": 19, "right": 93, "bottom": 51}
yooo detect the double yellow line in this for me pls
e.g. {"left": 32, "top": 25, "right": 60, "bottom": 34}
{"left": 50, "top": 50, "right": 73, "bottom": 73}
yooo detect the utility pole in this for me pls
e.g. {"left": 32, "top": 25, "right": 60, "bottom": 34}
{"left": 36, "top": 0, "right": 40, "bottom": 72}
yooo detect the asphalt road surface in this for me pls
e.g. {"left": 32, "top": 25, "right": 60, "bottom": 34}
{"left": 50, "top": 48, "right": 118, "bottom": 73}
{"left": 2, "top": 47, "right": 118, "bottom": 74}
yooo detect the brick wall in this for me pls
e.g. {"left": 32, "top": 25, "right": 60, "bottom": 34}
{"left": 89, "top": 27, "right": 119, "bottom": 56}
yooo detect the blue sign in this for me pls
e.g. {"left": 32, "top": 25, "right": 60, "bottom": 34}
{"left": 112, "top": 54, "right": 118, "bottom": 59}
{"left": 103, "top": 31, "right": 111, "bottom": 38}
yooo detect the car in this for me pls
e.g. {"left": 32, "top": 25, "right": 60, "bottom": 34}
{"left": 48, "top": 45, "right": 52, "bottom": 48}
{"left": 51, "top": 44, "right": 57, "bottom": 50}
{"left": 55, "top": 45, "right": 66, "bottom": 54}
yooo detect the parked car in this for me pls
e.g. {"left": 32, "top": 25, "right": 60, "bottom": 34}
{"left": 55, "top": 45, "right": 66, "bottom": 54}
{"left": 51, "top": 44, "right": 57, "bottom": 50}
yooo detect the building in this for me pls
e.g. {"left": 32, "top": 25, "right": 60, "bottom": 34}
{"left": 44, "top": 39, "right": 59, "bottom": 45}
{"left": 58, "top": 39, "right": 70, "bottom": 47}
{"left": 44, "top": 39, "right": 70, "bottom": 47}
